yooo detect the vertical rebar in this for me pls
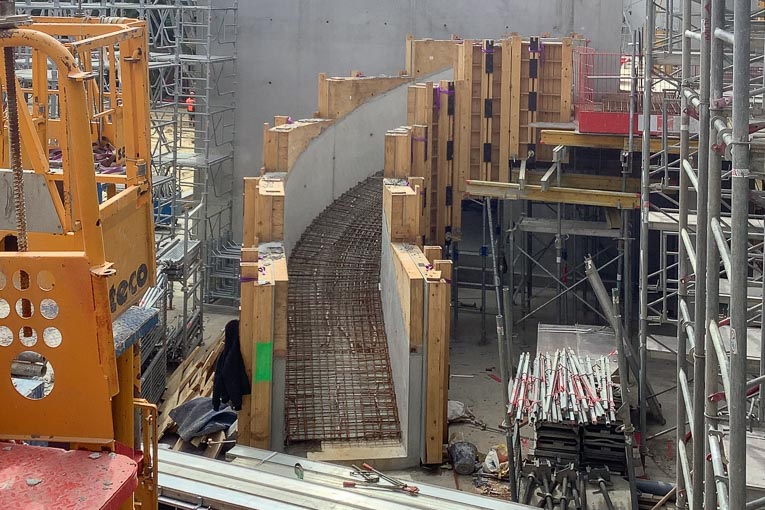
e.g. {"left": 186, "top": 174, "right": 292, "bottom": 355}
{"left": 729, "top": 0, "right": 751, "bottom": 506}
{"left": 676, "top": 0, "right": 691, "bottom": 507}
{"left": 704, "top": 1, "right": 724, "bottom": 508}
{"left": 639, "top": 0, "right": 655, "bottom": 458}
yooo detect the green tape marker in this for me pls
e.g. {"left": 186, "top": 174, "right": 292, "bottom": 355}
{"left": 254, "top": 341, "right": 273, "bottom": 382}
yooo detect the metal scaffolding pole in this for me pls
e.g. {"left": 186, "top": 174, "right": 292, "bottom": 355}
{"left": 704, "top": 1, "right": 724, "bottom": 508}
{"left": 729, "top": 0, "right": 751, "bottom": 505}
{"left": 639, "top": 0, "right": 655, "bottom": 456}
{"left": 676, "top": 0, "right": 692, "bottom": 506}
{"left": 689, "top": 1, "right": 711, "bottom": 507}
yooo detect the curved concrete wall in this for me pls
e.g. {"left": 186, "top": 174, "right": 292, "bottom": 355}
{"left": 233, "top": 1, "right": 627, "bottom": 235}
{"left": 284, "top": 70, "right": 450, "bottom": 254}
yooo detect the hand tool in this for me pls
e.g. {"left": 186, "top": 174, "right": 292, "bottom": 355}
{"left": 350, "top": 464, "right": 379, "bottom": 483}
{"left": 342, "top": 481, "right": 419, "bottom": 494}
{"left": 361, "top": 463, "right": 420, "bottom": 494}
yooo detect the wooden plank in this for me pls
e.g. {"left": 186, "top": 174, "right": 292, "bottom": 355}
{"left": 392, "top": 128, "right": 412, "bottom": 178}
{"left": 406, "top": 86, "right": 416, "bottom": 125}
{"left": 405, "top": 34, "right": 414, "bottom": 77}
{"left": 423, "top": 246, "right": 442, "bottom": 264}
{"left": 540, "top": 128, "right": 695, "bottom": 154}
{"left": 509, "top": 36, "right": 522, "bottom": 159}
{"left": 412, "top": 124, "right": 429, "bottom": 240}
{"left": 383, "top": 183, "right": 419, "bottom": 242}
{"left": 262, "top": 122, "right": 277, "bottom": 174}
{"left": 433, "top": 260, "right": 453, "bottom": 445}
{"left": 469, "top": 42, "right": 482, "bottom": 183}
{"left": 250, "top": 280, "right": 274, "bottom": 449}
{"left": 391, "top": 243, "right": 425, "bottom": 351}
{"left": 319, "top": 76, "right": 410, "bottom": 119}
{"left": 317, "top": 73, "right": 328, "bottom": 118}
{"left": 428, "top": 84, "right": 439, "bottom": 244}
{"left": 500, "top": 40, "right": 511, "bottom": 182}
{"left": 560, "top": 38, "right": 573, "bottom": 121}
{"left": 272, "top": 256, "right": 289, "bottom": 358}
{"left": 242, "top": 177, "right": 258, "bottom": 247}
{"left": 480, "top": 40, "right": 494, "bottom": 182}
{"left": 511, "top": 168, "right": 642, "bottom": 192}
{"left": 384, "top": 131, "right": 397, "bottom": 178}
{"left": 435, "top": 80, "right": 454, "bottom": 246}
{"left": 407, "top": 37, "right": 459, "bottom": 77}
{"left": 424, "top": 279, "right": 449, "bottom": 464}
{"left": 465, "top": 180, "right": 641, "bottom": 209}
{"left": 408, "top": 177, "right": 424, "bottom": 247}
{"left": 237, "top": 260, "right": 258, "bottom": 446}
{"left": 527, "top": 39, "right": 538, "bottom": 161}
{"left": 455, "top": 41, "right": 474, "bottom": 198}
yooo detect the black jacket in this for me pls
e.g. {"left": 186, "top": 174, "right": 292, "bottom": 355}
{"left": 212, "top": 319, "right": 251, "bottom": 411}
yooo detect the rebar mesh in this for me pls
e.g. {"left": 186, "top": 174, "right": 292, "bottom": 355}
{"left": 285, "top": 175, "right": 401, "bottom": 443}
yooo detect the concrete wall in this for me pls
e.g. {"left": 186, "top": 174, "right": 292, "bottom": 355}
{"left": 380, "top": 219, "right": 422, "bottom": 466}
{"left": 234, "top": 0, "right": 626, "bottom": 237}
{"left": 283, "top": 72, "right": 449, "bottom": 254}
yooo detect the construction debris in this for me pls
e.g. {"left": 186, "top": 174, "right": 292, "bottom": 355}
{"left": 157, "top": 332, "right": 225, "bottom": 438}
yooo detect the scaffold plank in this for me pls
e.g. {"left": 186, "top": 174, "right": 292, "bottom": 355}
{"left": 465, "top": 180, "right": 640, "bottom": 209}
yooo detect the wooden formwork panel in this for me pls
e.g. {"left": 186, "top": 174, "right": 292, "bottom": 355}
{"left": 316, "top": 73, "right": 410, "bottom": 120}
{"left": 406, "top": 35, "right": 461, "bottom": 78}
{"left": 262, "top": 118, "right": 333, "bottom": 173}
{"left": 512, "top": 37, "right": 573, "bottom": 163}
{"left": 383, "top": 181, "right": 421, "bottom": 244}
{"left": 242, "top": 176, "right": 285, "bottom": 245}
{"left": 385, "top": 79, "right": 458, "bottom": 246}
{"left": 383, "top": 127, "right": 412, "bottom": 179}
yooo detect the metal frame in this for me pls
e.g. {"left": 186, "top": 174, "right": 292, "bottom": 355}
{"left": 641, "top": 0, "right": 764, "bottom": 507}
{"left": 18, "top": 1, "right": 241, "bottom": 347}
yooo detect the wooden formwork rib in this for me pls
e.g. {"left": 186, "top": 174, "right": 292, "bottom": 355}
{"left": 242, "top": 176, "right": 285, "bottom": 244}
{"left": 383, "top": 127, "right": 412, "bottom": 179}
{"left": 316, "top": 73, "right": 410, "bottom": 119}
{"left": 262, "top": 118, "right": 333, "bottom": 173}
{"left": 386, "top": 36, "right": 577, "bottom": 244}
{"left": 405, "top": 35, "right": 461, "bottom": 78}
{"left": 239, "top": 176, "right": 289, "bottom": 450}
{"left": 383, "top": 180, "right": 422, "bottom": 244}
{"left": 385, "top": 181, "right": 451, "bottom": 464}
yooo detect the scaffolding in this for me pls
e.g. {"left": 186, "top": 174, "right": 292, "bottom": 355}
{"left": 642, "top": 0, "right": 764, "bottom": 507}
{"left": 17, "top": 0, "right": 239, "bottom": 355}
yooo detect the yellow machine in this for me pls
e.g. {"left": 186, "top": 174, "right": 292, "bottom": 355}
{"left": 0, "top": 10, "right": 158, "bottom": 510}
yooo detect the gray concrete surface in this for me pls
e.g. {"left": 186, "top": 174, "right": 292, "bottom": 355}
{"left": 282, "top": 71, "right": 447, "bottom": 254}
{"left": 233, "top": 0, "right": 627, "bottom": 237}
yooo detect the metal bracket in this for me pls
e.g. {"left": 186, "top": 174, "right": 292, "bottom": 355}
{"left": 91, "top": 262, "right": 116, "bottom": 278}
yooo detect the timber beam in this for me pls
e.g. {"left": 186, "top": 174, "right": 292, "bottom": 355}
{"left": 510, "top": 168, "right": 643, "bottom": 192}
{"left": 540, "top": 129, "right": 698, "bottom": 154}
{"left": 465, "top": 180, "right": 640, "bottom": 209}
